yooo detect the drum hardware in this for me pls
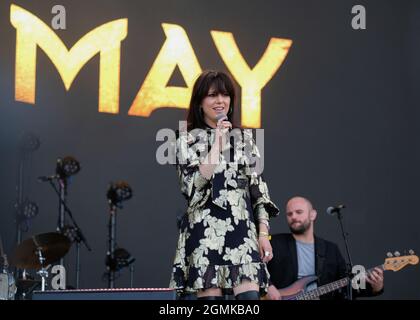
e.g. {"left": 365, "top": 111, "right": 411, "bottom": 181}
{"left": 9, "top": 232, "right": 71, "bottom": 295}
{"left": 0, "top": 234, "right": 17, "bottom": 300}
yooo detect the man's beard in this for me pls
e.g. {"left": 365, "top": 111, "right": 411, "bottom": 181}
{"left": 289, "top": 220, "right": 311, "bottom": 235}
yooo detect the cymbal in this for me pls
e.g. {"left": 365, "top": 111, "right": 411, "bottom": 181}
{"left": 10, "top": 232, "right": 71, "bottom": 269}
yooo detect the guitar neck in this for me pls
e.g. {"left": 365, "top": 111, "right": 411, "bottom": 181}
{"left": 296, "top": 264, "right": 384, "bottom": 300}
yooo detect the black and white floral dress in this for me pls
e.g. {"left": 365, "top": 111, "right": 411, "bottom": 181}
{"left": 169, "top": 128, "right": 279, "bottom": 294}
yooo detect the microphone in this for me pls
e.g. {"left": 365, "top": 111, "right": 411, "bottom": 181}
{"left": 37, "top": 175, "right": 59, "bottom": 182}
{"left": 215, "top": 113, "right": 228, "bottom": 122}
{"left": 326, "top": 204, "right": 346, "bottom": 215}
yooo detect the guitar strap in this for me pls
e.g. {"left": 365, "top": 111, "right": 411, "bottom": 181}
{"left": 287, "top": 235, "right": 298, "bottom": 280}
{"left": 315, "top": 236, "right": 326, "bottom": 284}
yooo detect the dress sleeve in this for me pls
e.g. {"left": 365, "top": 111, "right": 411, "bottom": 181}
{"left": 245, "top": 131, "right": 280, "bottom": 221}
{"left": 176, "top": 132, "right": 211, "bottom": 209}
{"left": 249, "top": 174, "right": 280, "bottom": 221}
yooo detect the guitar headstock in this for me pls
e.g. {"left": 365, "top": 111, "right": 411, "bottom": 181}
{"left": 384, "top": 250, "right": 419, "bottom": 271}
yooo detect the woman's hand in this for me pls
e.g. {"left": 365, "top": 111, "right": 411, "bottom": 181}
{"left": 215, "top": 117, "right": 232, "bottom": 149}
{"left": 266, "top": 285, "right": 282, "bottom": 300}
{"left": 259, "top": 236, "right": 273, "bottom": 263}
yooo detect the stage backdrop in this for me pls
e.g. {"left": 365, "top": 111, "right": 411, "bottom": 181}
{"left": 0, "top": 0, "right": 419, "bottom": 299}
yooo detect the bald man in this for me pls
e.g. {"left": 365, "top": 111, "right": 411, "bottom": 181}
{"left": 265, "top": 196, "right": 384, "bottom": 300}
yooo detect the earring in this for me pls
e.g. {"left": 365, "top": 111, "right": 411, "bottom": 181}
{"left": 227, "top": 107, "right": 233, "bottom": 116}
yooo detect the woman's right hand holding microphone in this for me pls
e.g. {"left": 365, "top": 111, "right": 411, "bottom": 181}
{"left": 215, "top": 114, "right": 232, "bottom": 150}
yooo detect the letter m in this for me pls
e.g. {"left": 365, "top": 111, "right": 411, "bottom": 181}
{"left": 10, "top": 4, "right": 128, "bottom": 114}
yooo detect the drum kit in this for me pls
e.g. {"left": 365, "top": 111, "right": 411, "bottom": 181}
{"left": 1, "top": 137, "right": 135, "bottom": 300}
{"left": 0, "top": 232, "right": 71, "bottom": 300}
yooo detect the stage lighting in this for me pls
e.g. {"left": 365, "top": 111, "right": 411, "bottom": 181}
{"left": 106, "top": 181, "right": 132, "bottom": 206}
{"left": 106, "top": 247, "right": 135, "bottom": 272}
{"left": 115, "top": 248, "right": 135, "bottom": 269}
{"left": 19, "top": 199, "right": 39, "bottom": 219}
{"left": 56, "top": 156, "right": 81, "bottom": 179}
{"left": 60, "top": 225, "right": 81, "bottom": 243}
{"left": 16, "top": 199, "right": 39, "bottom": 232}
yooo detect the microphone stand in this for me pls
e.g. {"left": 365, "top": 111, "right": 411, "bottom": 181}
{"left": 46, "top": 179, "right": 92, "bottom": 289}
{"left": 107, "top": 203, "right": 118, "bottom": 289}
{"left": 57, "top": 179, "right": 66, "bottom": 267}
{"left": 335, "top": 209, "right": 354, "bottom": 300}
{"left": 13, "top": 153, "right": 25, "bottom": 282}
{"left": 15, "top": 155, "right": 25, "bottom": 246}
{"left": 15, "top": 133, "right": 40, "bottom": 247}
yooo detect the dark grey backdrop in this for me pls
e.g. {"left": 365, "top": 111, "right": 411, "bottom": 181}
{"left": 0, "top": 0, "right": 418, "bottom": 299}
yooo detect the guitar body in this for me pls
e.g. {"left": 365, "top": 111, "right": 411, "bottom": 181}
{"left": 277, "top": 276, "right": 318, "bottom": 300}
{"left": 262, "top": 253, "right": 418, "bottom": 300}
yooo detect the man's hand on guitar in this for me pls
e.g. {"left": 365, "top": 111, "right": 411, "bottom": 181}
{"left": 366, "top": 267, "right": 384, "bottom": 293}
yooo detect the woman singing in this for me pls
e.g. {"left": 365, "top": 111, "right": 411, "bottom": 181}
{"left": 170, "top": 70, "right": 279, "bottom": 300}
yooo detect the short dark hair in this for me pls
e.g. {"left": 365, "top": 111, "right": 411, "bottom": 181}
{"left": 186, "top": 70, "right": 236, "bottom": 131}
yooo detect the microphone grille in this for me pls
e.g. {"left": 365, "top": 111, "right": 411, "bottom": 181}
{"left": 215, "top": 113, "right": 227, "bottom": 121}
{"left": 326, "top": 207, "right": 335, "bottom": 215}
